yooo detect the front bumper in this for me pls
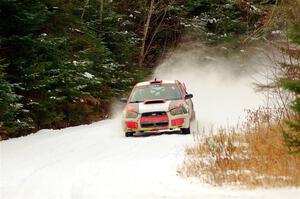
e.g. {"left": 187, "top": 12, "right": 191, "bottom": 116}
{"left": 122, "top": 112, "right": 190, "bottom": 133}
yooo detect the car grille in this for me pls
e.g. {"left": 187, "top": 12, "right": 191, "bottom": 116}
{"left": 141, "top": 121, "right": 169, "bottom": 128}
{"left": 141, "top": 111, "right": 167, "bottom": 117}
{"left": 140, "top": 112, "right": 169, "bottom": 128}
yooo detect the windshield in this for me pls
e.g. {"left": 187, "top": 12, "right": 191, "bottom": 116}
{"left": 129, "top": 83, "right": 182, "bottom": 103}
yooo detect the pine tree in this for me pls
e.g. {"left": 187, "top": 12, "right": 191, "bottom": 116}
{"left": 0, "top": 60, "right": 34, "bottom": 139}
{"left": 0, "top": 0, "right": 145, "bottom": 138}
{"left": 280, "top": 0, "right": 300, "bottom": 153}
{"left": 184, "top": 0, "right": 263, "bottom": 42}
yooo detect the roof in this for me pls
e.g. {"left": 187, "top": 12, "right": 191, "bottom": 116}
{"left": 135, "top": 80, "right": 176, "bottom": 87}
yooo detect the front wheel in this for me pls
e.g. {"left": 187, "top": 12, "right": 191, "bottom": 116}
{"left": 125, "top": 132, "right": 134, "bottom": 137}
{"left": 181, "top": 127, "right": 190, "bottom": 134}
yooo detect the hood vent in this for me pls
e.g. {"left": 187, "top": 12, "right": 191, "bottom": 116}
{"left": 144, "top": 99, "right": 166, "bottom": 104}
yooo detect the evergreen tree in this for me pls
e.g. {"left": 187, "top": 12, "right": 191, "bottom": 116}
{"left": 0, "top": 0, "right": 144, "bottom": 138}
{"left": 184, "top": 0, "right": 263, "bottom": 42}
{"left": 280, "top": 1, "right": 300, "bottom": 153}
{"left": 0, "top": 60, "right": 34, "bottom": 139}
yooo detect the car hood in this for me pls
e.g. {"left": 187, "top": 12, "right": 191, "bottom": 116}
{"left": 134, "top": 100, "right": 182, "bottom": 114}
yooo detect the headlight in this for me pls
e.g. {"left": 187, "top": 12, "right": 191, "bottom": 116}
{"left": 170, "top": 106, "right": 187, "bottom": 115}
{"left": 126, "top": 111, "right": 138, "bottom": 118}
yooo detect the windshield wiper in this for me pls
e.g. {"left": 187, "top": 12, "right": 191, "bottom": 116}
{"left": 167, "top": 98, "right": 181, "bottom": 101}
{"left": 129, "top": 100, "right": 143, "bottom": 103}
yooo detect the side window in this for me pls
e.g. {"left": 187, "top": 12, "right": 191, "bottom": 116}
{"left": 178, "top": 83, "right": 187, "bottom": 95}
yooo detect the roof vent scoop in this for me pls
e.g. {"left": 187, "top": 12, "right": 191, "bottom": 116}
{"left": 150, "top": 78, "right": 162, "bottom": 84}
{"left": 144, "top": 99, "right": 166, "bottom": 104}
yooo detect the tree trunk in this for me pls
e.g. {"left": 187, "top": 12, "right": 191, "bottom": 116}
{"left": 139, "top": 0, "right": 155, "bottom": 67}
{"left": 99, "top": 0, "right": 104, "bottom": 22}
{"left": 144, "top": 6, "right": 168, "bottom": 60}
{"left": 81, "top": 0, "right": 90, "bottom": 21}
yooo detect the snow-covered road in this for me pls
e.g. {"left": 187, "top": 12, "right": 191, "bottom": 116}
{"left": 1, "top": 47, "right": 299, "bottom": 198}
{"left": 1, "top": 118, "right": 299, "bottom": 199}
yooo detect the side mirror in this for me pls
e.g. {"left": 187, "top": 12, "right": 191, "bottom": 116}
{"left": 120, "top": 97, "right": 128, "bottom": 103}
{"left": 185, "top": 94, "right": 193, "bottom": 100}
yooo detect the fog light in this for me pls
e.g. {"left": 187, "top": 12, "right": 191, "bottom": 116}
{"left": 171, "top": 118, "right": 184, "bottom": 126}
{"left": 126, "top": 121, "right": 138, "bottom": 129}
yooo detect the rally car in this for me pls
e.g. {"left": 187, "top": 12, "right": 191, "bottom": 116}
{"left": 120, "top": 79, "right": 195, "bottom": 137}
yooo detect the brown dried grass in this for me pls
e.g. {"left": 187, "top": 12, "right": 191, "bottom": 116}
{"left": 179, "top": 108, "right": 300, "bottom": 187}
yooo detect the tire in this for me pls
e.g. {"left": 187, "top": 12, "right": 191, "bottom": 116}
{"left": 125, "top": 132, "right": 134, "bottom": 137}
{"left": 181, "top": 127, "right": 190, "bottom": 135}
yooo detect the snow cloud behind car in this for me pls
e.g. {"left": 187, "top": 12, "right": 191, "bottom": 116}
{"left": 153, "top": 44, "right": 266, "bottom": 130}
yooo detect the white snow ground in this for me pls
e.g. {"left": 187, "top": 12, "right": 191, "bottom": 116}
{"left": 1, "top": 118, "right": 299, "bottom": 199}
{"left": 1, "top": 47, "right": 300, "bottom": 198}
